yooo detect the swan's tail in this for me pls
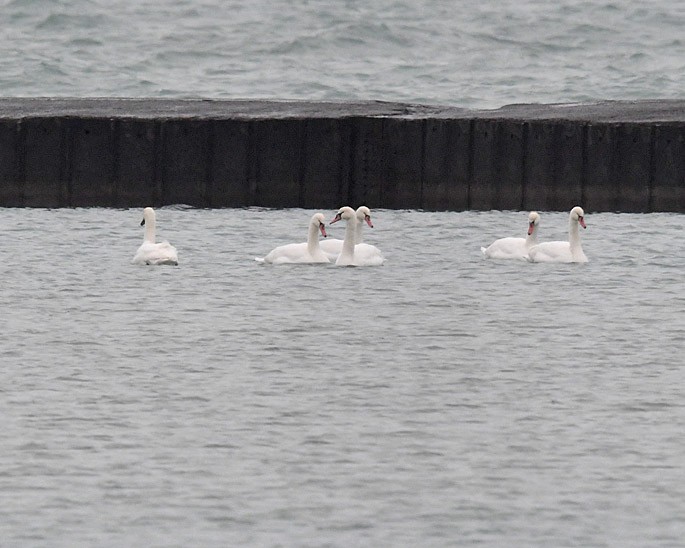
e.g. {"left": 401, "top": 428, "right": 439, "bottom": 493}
{"left": 254, "top": 257, "right": 265, "bottom": 263}
{"left": 480, "top": 246, "right": 487, "bottom": 256}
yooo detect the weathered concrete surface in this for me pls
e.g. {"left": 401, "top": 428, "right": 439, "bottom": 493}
{"left": 1, "top": 98, "right": 684, "bottom": 211}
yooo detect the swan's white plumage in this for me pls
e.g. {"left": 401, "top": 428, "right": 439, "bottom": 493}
{"left": 256, "top": 213, "right": 330, "bottom": 264}
{"left": 320, "top": 205, "right": 374, "bottom": 261}
{"left": 351, "top": 242, "right": 385, "bottom": 265}
{"left": 528, "top": 206, "right": 588, "bottom": 263}
{"left": 481, "top": 211, "right": 541, "bottom": 260}
{"left": 330, "top": 206, "right": 384, "bottom": 266}
{"left": 132, "top": 207, "right": 178, "bottom": 266}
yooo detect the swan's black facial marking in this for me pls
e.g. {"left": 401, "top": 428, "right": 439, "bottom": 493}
{"left": 140, "top": 219, "right": 146, "bottom": 226}
{"left": 330, "top": 213, "right": 342, "bottom": 225}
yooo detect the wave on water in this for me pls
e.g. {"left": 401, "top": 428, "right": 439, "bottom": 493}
{"left": 1, "top": 0, "right": 685, "bottom": 107}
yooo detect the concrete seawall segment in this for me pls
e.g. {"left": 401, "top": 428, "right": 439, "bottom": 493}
{"left": 0, "top": 98, "right": 684, "bottom": 212}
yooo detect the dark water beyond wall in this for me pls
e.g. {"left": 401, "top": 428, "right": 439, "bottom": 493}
{"left": 1, "top": 207, "right": 683, "bottom": 546}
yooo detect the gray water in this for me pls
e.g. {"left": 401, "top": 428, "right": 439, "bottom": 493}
{"left": 2, "top": 1, "right": 685, "bottom": 544}
{"left": 1, "top": 207, "right": 683, "bottom": 546}
{"left": 2, "top": 0, "right": 685, "bottom": 108}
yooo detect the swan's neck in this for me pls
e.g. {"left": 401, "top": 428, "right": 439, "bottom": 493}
{"left": 338, "top": 217, "right": 357, "bottom": 264}
{"left": 355, "top": 217, "right": 364, "bottom": 245}
{"left": 144, "top": 219, "right": 156, "bottom": 243}
{"left": 307, "top": 221, "right": 321, "bottom": 254}
{"left": 569, "top": 218, "right": 581, "bottom": 250}
{"left": 525, "top": 225, "right": 538, "bottom": 248}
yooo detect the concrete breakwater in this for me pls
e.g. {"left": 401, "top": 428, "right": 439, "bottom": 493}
{"left": 0, "top": 98, "right": 683, "bottom": 212}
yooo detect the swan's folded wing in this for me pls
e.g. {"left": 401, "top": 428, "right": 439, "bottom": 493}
{"left": 263, "top": 242, "right": 319, "bottom": 264}
{"left": 319, "top": 238, "right": 343, "bottom": 261}
{"left": 528, "top": 241, "right": 572, "bottom": 263}
{"left": 481, "top": 237, "right": 527, "bottom": 260}
{"left": 133, "top": 241, "right": 178, "bottom": 265}
{"left": 353, "top": 243, "right": 384, "bottom": 266}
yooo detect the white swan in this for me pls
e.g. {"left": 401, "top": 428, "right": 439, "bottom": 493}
{"left": 132, "top": 207, "right": 179, "bottom": 265}
{"left": 528, "top": 206, "right": 588, "bottom": 263}
{"left": 256, "top": 213, "right": 330, "bottom": 264}
{"left": 329, "top": 206, "right": 384, "bottom": 266}
{"left": 320, "top": 205, "right": 374, "bottom": 261}
{"left": 481, "top": 211, "right": 541, "bottom": 260}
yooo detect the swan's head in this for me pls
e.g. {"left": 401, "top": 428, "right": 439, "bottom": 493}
{"left": 330, "top": 206, "right": 355, "bottom": 225}
{"left": 312, "top": 213, "right": 327, "bottom": 238}
{"left": 527, "top": 211, "right": 540, "bottom": 235}
{"left": 141, "top": 207, "right": 155, "bottom": 226}
{"left": 356, "top": 206, "right": 374, "bottom": 228}
{"left": 570, "top": 206, "right": 587, "bottom": 229}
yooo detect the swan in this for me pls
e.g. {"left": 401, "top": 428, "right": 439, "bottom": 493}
{"left": 528, "top": 206, "right": 588, "bottom": 263}
{"left": 481, "top": 211, "right": 541, "bottom": 260}
{"left": 329, "top": 206, "right": 384, "bottom": 266}
{"left": 132, "top": 207, "right": 179, "bottom": 265}
{"left": 319, "top": 205, "right": 374, "bottom": 261}
{"left": 255, "top": 213, "right": 330, "bottom": 264}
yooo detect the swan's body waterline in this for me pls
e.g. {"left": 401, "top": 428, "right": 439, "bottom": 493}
{"left": 528, "top": 206, "right": 588, "bottom": 263}
{"left": 320, "top": 205, "right": 374, "bottom": 261}
{"left": 329, "top": 206, "right": 384, "bottom": 266}
{"left": 256, "top": 213, "right": 330, "bottom": 264}
{"left": 481, "top": 211, "right": 541, "bottom": 260}
{"left": 132, "top": 207, "right": 179, "bottom": 266}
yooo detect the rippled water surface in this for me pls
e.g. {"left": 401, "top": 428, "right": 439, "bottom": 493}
{"left": 1, "top": 207, "right": 683, "bottom": 546}
{"left": 2, "top": 0, "right": 685, "bottom": 107}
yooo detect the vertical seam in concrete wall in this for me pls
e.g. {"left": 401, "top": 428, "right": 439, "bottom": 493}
{"left": 60, "top": 118, "right": 73, "bottom": 207}
{"left": 647, "top": 124, "right": 655, "bottom": 213}
{"left": 581, "top": 123, "right": 588, "bottom": 208}
{"left": 246, "top": 121, "right": 257, "bottom": 205}
{"left": 520, "top": 122, "right": 529, "bottom": 211}
{"left": 466, "top": 119, "right": 475, "bottom": 210}
{"left": 15, "top": 119, "right": 26, "bottom": 206}
{"left": 552, "top": 123, "right": 562, "bottom": 209}
{"left": 381, "top": 120, "right": 388, "bottom": 206}
{"left": 205, "top": 120, "right": 215, "bottom": 208}
{"left": 111, "top": 119, "right": 120, "bottom": 206}
{"left": 612, "top": 124, "right": 620, "bottom": 212}
{"left": 250, "top": 121, "right": 260, "bottom": 205}
{"left": 152, "top": 121, "right": 162, "bottom": 205}
{"left": 348, "top": 120, "right": 358, "bottom": 205}
{"left": 419, "top": 119, "right": 427, "bottom": 209}
{"left": 337, "top": 119, "right": 348, "bottom": 207}
{"left": 367, "top": 121, "right": 374, "bottom": 205}
{"left": 298, "top": 119, "right": 308, "bottom": 207}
